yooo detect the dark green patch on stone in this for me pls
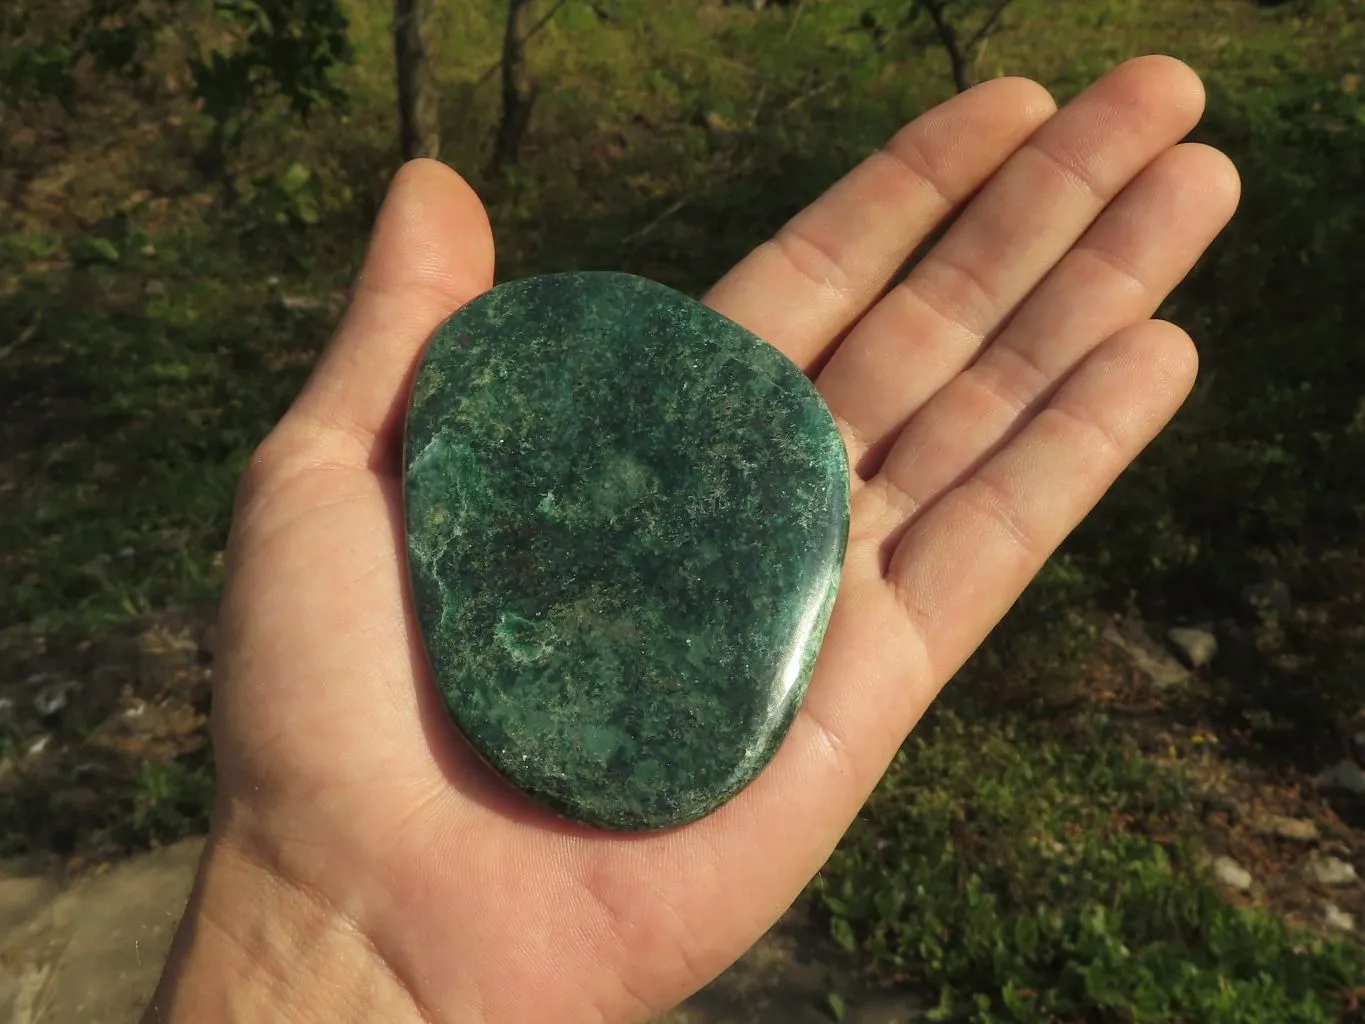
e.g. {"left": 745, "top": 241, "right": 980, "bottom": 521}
{"left": 403, "top": 272, "right": 848, "bottom": 831}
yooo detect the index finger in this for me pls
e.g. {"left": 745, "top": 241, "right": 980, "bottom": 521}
{"left": 703, "top": 76, "right": 1056, "bottom": 373}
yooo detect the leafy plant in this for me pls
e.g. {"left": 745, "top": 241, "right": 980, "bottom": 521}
{"left": 1, "top": 0, "right": 352, "bottom": 189}
{"left": 131, "top": 759, "right": 216, "bottom": 844}
{"left": 191, "top": 0, "right": 354, "bottom": 185}
{"left": 814, "top": 711, "right": 1364, "bottom": 1022}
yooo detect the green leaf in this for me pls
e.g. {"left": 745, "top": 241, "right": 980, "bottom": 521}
{"left": 279, "top": 161, "right": 311, "bottom": 194}
{"left": 825, "top": 990, "right": 846, "bottom": 1021}
{"left": 73, "top": 237, "right": 121, "bottom": 265}
{"left": 830, "top": 916, "right": 858, "bottom": 953}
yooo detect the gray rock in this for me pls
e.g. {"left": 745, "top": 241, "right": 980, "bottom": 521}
{"left": 32, "top": 680, "right": 79, "bottom": 718}
{"left": 1316, "top": 760, "right": 1365, "bottom": 796}
{"left": 277, "top": 293, "right": 325, "bottom": 312}
{"left": 1324, "top": 902, "right": 1356, "bottom": 933}
{"left": 1167, "top": 627, "right": 1219, "bottom": 669}
{"left": 1212, "top": 856, "right": 1253, "bottom": 892}
{"left": 0, "top": 838, "right": 204, "bottom": 1024}
{"left": 1251, "top": 815, "right": 1319, "bottom": 843}
{"left": 1103, "top": 623, "right": 1190, "bottom": 689}
{"left": 0, "top": 875, "right": 58, "bottom": 937}
{"left": 1304, "top": 857, "right": 1358, "bottom": 887}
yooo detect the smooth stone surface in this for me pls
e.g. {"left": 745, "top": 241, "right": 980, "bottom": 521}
{"left": 1166, "top": 626, "right": 1218, "bottom": 669}
{"left": 403, "top": 272, "right": 849, "bottom": 831}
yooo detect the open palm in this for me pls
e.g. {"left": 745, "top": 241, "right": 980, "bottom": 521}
{"left": 151, "top": 56, "right": 1239, "bottom": 1024}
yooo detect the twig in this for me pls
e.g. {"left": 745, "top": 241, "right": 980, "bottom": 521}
{"left": 473, "top": 0, "right": 572, "bottom": 88}
{"left": 622, "top": 156, "right": 759, "bottom": 247}
{"left": 918, "top": 0, "right": 970, "bottom": 94}
{"left": 966, "top": 0, "right": 1014, "bottom": 51}
{"left": 676, "top": 48, "right": 765, "bottom": 78}
{"left": 784, "top": 0, "right": 807, "bottom": 42}
{"left": 748, "top": 81, "right": 769, "bottom": 126}
{"left": 782, "top": 76, "right": 836, "bottom": 114}
{"left": 624, "top": 197, "right": 687, "bottom": 243}
{"left": 13, "top": 309, "right": 42, "bottom": 349}
{"left": 974, "top": 32, "right": 990, "bottom": 77}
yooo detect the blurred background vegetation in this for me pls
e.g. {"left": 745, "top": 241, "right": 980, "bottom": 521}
{"left": 1, "top": 0, "right": 1363, "bottom": 1020}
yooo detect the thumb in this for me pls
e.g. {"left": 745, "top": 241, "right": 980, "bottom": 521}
{"left": 288, "top": 159, "right": 496, "bottom": 470}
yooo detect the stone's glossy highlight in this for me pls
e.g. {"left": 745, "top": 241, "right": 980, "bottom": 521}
{"left": 403, "top": 272, "right": 849, "bottom": 831}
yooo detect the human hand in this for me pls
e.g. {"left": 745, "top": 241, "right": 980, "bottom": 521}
{"left": 144, "top": 55, "right": 1239, "bottom": 1024}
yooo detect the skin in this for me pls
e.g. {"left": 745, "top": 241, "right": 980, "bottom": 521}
{"left": 143, "top": 56, "right": 1240, "bottom": 1024}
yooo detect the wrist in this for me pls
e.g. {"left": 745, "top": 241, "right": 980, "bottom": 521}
{"left": 143, "top": 819, "right": 425, "bottom": 1024}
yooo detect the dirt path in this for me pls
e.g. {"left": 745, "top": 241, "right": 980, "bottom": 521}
{"left": 0, "top": 838, "right": 921, "bottom": 1024}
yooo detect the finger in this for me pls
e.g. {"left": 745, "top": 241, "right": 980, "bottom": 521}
{"left": 288, "top": 160, "right": 495, "bottom": 470}
{"left": 856, "top": 142, "right": 1240, "bottom": 549}
{"left": 655, "top": 317, "right": 1195, "bottom": 969}
{"left": 711, "top": 322, "right": 1198, "bottom": 895}
{"left": 703, "top": 77, "right": 1056, "bottom": 372}
{"left": 556, "top": 323, "right": 1199, "bottom": 1015}
{"left": 883, "top": 319, "right": 1198, "bottom": 682}
{"left": 817, "top": 55, "right": 1206, "bottom": 474}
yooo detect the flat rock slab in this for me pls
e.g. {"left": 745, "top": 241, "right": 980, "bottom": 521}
{"left": 0, "top": 839, "right": 921, "bottom": 1024}
{"left": 405, "top": 272, "right": 848, "bottom": 831}
{"left": 0, "top": 838, "right": 202, "bottom": 1024}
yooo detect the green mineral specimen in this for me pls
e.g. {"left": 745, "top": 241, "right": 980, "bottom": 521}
{"left": 403, "top": 272, "right": 848, "bottom": 831}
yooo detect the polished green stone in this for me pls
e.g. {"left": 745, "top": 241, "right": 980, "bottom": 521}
{"left": 402, "top": 272, "right": 848, "bottom": 831}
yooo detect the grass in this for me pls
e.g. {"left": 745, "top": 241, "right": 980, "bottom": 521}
{"left": 0, "top": 239, "right": 329, "bottom": 634}
{"left": 2, "top": 0, "right": 1364, "bottom": 1018}
{"left": 817, "top": 708, "right": 1365, "bottom": 1022}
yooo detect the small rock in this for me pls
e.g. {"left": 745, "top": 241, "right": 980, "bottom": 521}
{"left": 278, "top": 294, "right": 325, "bottom": 313}
{"left": 1243, "top": 579, "right": 1292, "bottom": 615}
{"left": 1103, "top": 622, "right": 1190, "bottom": 689}
{"left": 1167, "top": 626, "right": 1218, "bottom": 669}
{"left": 1251, "top": 815, "right": 1319, "bottom": 842}
{"left": 1316, "top": 760, "right": 1365, "bottom": 796}
{"left": 1304, "top": 857, "right": 1358, "bottom": 887}
{"left": 26, "top": 734, "right": 51, "bottom": 757}
{"left": 32, "top": 679, "right": 79, "bottom": 718}
{"left": 143, "top": 279, "right": 166, "bottom": 298}
{"left": 1324, "top": 902, "right": 1356, "bottom": 933}
{"left": 1212, "top": 855, "right": 1253, "bottom": 892}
